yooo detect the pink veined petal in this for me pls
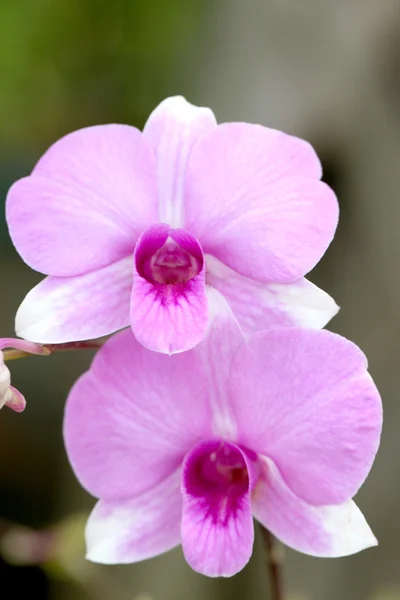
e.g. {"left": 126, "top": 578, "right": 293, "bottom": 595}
{"left": 63, "top": 293, "right": 243, "bottom": 502}
{"left": 6, "top": 125, "right": 158, "bottom": 276}
{"left": 229, "top": 328, "right": 382, "bottom": 506}
{"left": 143, "top": 96, "right": 217, "bottom": 228}
{"left": 206, "top": 254, "right": 339, "bottom": 334}
{"left": 181, "top": 440, "right": 257, "bottom": 577}
{"left": 130, "top": 224, "right": 208, "bottom": 354}
{"left": 252, "top": 458, "right": 377, "bottom": 557}
{"left": 184, "top": 123, "right": 338, "bottom": 282}
{"left": 86, "top": 470, "right": 182, "bottom": 564}
{"left": 64, "top": 329, "right": 213, "bottom": 501}
{"left": 15, "top": 257, "right": 133, "bottom": 343}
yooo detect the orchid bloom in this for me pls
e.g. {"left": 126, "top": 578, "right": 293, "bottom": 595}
{"left": 7, "top": 96, "right": 338, "bottom": 354}
{"left": 0, "top": 338, "right": 48, "bottom": 412}
{"left": 63, "top": 294, "right": 382, "bottom": 577}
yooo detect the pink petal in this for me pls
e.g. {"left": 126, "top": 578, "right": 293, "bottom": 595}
{"left": 252, "top": 458, "right": 377, "bottom": 557}
{"left": 64, "top": 330, "right": 213, "bottom": 501}
{"left": 184, "top": 123, "right": 338, "bottom": 282}
{"left": 86, "top": 470, "right": 182, "bottom": 564}
{"left": 63, "top": 293, "right": 243, "bottom": 501}
{"left": 229, "top": 328, "right": 382, "bottom": 505}
{"left": 196, "top": 288, "right": 244, "bottom": 439}
{"left": 131, "top": 224, "right": 208, "bottom": 354}
{"left": 7, "top": 125, "right": 158, "bottom": 276}
{"left": 15, "top": 258, "right": 132, "bottom": 343}
{"left": 206, "top": 254, "right": 339, "bottom": 334}
{"left": 181, "top": 440, "right": 256, "bottom": 577}
{"left": 143, "top": 96, "right": 217, "bottom": 227}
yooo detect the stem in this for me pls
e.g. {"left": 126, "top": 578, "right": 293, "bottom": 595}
{"left": 260, "top": 525, "right": 284, "bottom": 600}
{"left": 3, "top": 338, "right": 108, "bottom": 362}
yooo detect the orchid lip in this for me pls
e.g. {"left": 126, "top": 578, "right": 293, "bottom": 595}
{"left": 135, "top": 224, "right": 204, "bottom": 286}
{"left": 183, "top": 440, "right": 259, "bottom": 506}
{"left": 148, "top": 237, "right": 200, "bottom": 284}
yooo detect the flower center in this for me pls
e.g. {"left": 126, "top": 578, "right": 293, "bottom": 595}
{"left": 188, "top": 441, "right": 250, "bottom": 497}
{"left": 135, "top": 225, "right": 203, "bottom": 286}
{"left": 149, "top": 238, "right": 200, "bottom": 284}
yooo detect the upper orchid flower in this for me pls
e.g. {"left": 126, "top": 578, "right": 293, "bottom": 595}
{"left": 7, "top": 96, "right": 338, "bottom": 353}
{"left": 0, "top": 338, "right": 49, "bottom": 412}
{"left": 64, "top": 294, "right": 382, "bottom": 576}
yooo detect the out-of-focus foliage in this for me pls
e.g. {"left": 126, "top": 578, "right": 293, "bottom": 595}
{"left": 0, "top": 513, "right": 138, "bottom": 599}
{"left": 286, "top": 590, "right": 400, "bottom": 600}
{"left": 0, "top": 0, "right": 208, "bottom": 242}
{"left": 0, "top": 0, "right": 206, "bottom": 148}
{"left": 370, "top": 590, "right": 400, "bottom": 600}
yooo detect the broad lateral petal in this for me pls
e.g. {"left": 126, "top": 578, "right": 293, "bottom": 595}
{"left": 143, "top": 96, "right": 217, "bottom": 227}
{"left": 131, "top": 225, "right": 208, "bottom": 354}
{"left": 185, "top": 123, "right": 338, "bottom": 282}
{"left": 63, "top": 329, "right": 216, "bottom": 501}
{"left": 7, "top": 125, "right": 158, "bottom": 276}
{"left": 229, "top": 328, "right": 382, "bottom": 506}
{"left": 15, "top": 257, "right": 133, "bottom": 343}
{"left": 86, "top": 470, "right": 182, "bottom": 564}
{"left": 181, "top": 440, "right": 256, "bottom": 577}
{"left": 206, "top": 254, "right": 339, "bottom": 333}
{"left": 252, "top": 458, "right": 377, "bottom": 557}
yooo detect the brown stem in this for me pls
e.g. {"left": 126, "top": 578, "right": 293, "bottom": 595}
{"left": 44, "top": 338, "right": 108, "bottom": 353}
{"left": 3, "top": 337, "right": 108, "bottom": 362}
{"left": 260, "top": 525, "right": 284, "bottom": 600}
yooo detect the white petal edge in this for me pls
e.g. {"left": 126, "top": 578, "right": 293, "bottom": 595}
{"left": 16, "top": 257, "right": 132, "bottom": 343}
{"left": 252, "top": 458, "right": 377, "bottom": 558}
{"left": 206, "top": 254, "right": 339, "bottom": 334}
{"left": 86, "top": 470, "right": 182, "bottom": 564}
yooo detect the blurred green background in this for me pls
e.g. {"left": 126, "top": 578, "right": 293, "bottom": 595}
{"left": 1, "top": 0, "right": 400, "bottom": 598}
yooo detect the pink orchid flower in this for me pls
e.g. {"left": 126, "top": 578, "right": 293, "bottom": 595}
{"left": 0, "top": 338, "right": 48, "bottom": 412}
{"left": 63, "top": 294, "right": 382, "bottom": 577}
{"left": 7, "top": 96, "right": 338, "bottom": 354}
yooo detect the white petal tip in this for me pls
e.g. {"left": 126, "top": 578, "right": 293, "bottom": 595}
{"left": 85, "top": 548, "right": 115, "bottom": 565}
{"left": 326, "top": 503, "right": 378, "bottom": 557}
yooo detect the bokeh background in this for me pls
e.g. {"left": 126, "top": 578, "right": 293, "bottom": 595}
{"left": 0, "top": 1, "right": 399, "bottom": 598}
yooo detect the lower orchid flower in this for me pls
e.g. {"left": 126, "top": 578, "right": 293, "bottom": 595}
{"left": 0, "top": 338, "right": 49, "bottom": 412}
{"left": 63, "top": 294, "right": 382, "bottom": 577}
